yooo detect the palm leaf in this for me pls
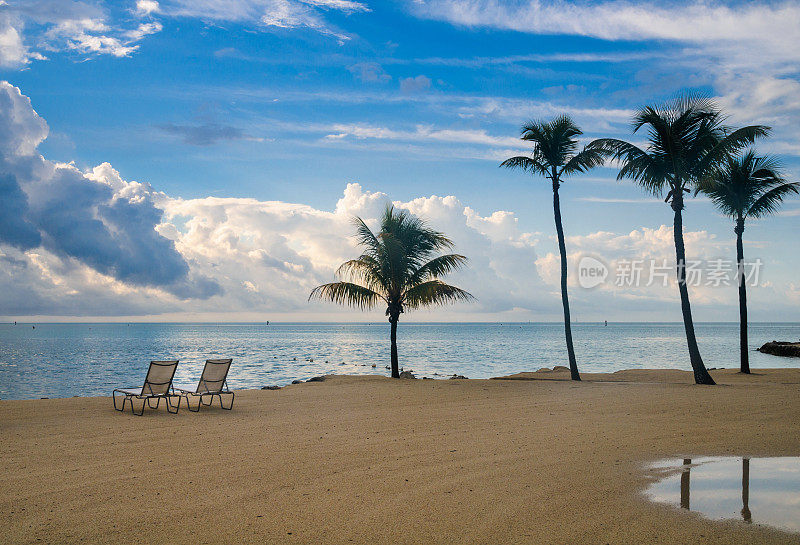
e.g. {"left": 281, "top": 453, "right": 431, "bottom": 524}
{"left": 402, "top": 280, "right": 474, "bottom": 309}
{"left": 308, "top": 282, "right": 383, "bottom": 309}
{"left": 748, "top": 182, "right": 799, "bottom": 218}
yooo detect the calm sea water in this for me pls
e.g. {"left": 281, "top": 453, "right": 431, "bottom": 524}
{"left": 1, "top": 322, "right": 798, "bottom": 400}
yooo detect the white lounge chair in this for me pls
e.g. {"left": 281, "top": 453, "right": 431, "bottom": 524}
{"left": 113, "top": 360, "right": 180, "bottom": 416}
{"left": 174, "top": 358, "right": 235, "bottom": 412}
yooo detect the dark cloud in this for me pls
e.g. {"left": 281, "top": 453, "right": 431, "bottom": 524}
{"left": 0, "top": 81, "right": 221, "bottom": 302}
{"left": 157, "top": 122, "right": 251, "bottom": 146}
{"left": 0, "top": 173, "right": 41, "bottom": 249}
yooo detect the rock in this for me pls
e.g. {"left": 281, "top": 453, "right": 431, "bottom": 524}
{"left": 306, "top": 376, "right": 326, "bottom": 382}
{"left": 398, "top": 370, "right": 416, "bottom": 379}
{"left": 291, "top": 380, "right": 303, "bottom": 385}
{"left": 449, "top": 374, "right": 468, "bottom": 380}
{"left": 757, "top": 341, "right": 800, "bottom": 358}
{"left": 552, "top": 365, "right": 570, "bottom": 372}
{"left": 535, "top": 367, "right": 552, "bottom": 373}
{"left": 261, "top": 385, "right": 281, "bottom": 390}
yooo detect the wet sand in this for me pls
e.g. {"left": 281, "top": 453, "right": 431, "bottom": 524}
{"left": 1, "top": 368, "right": 799, "bottom": 544}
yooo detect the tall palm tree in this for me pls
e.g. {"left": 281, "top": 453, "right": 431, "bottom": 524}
{"left": 699, "top": 151, "right": 798, "bottom": 373}
{"left": 310, "top": 206, "right": 474, "bottom": 378}
{"left": 590, "top": 96, "right": 769, "bottom": 384}
{"left": 501, "top": 115, "right": 605, "bottom": 381}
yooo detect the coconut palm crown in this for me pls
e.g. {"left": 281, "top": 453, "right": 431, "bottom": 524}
{"left": 588, "top": 95, "right": 769, "bottom": 385}
{"left": 699, "top": 151, "right": 798, "bottom": 373}
{"left": 501, "top": 114, "right": 605, "bottom": 381}
{"left": 310, "top": 206, "right": 473, "bottom": 378}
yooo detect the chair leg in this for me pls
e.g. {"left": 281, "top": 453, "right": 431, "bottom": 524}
{"left": 131, "top": 397, "right": 145, "bottom": 416}
{"left": 220, "top": 392, "right": 234, "bottom": 410}
{"left": 201, "top": 394, "right": 213, "bottom": 407}
{"left": 147, "top": 397, "right": 161, "bottom": 410}
{"left": 188, "top": 395, "right": 201, "bottom": 412}
{"left": 166, "top": 395, "right": 180, "bottom": 414}
{"left": 113, "top": 392, "right": 125, "bottom": 411}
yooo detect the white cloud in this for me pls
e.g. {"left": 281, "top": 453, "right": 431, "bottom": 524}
{"left": 0, "top": 81, "right": 218, "bottom": 304}
{"left": 322, "top": 123, "right": 523, "bottom": 148}
{"left": 0, "top": 82, "right": 796, "bottom": 321}
{"left": 135, "top": 0, "right": 161, "bottom": 16}
{"left": 0, "top": 0, "right": 164, "bottom": 67}
{"left": 410, "top": 1, "right": 800, "bottom": 51}
{"left": 0, "top": 13, "right": 32, "bottom": 68}
{"left": 408, "top": 1, "right": 800, "bottom": 157}
{"left": 163, "top": 0, "right": 369, "bottom": 42}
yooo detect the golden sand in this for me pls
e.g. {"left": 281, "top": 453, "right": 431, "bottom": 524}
{"left": 1, "top": 368, "right": 799, "bottom": 544}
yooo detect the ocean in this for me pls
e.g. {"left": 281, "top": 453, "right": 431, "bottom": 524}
{"left": 1, "top": 322, "right": 798, "bottom": 400}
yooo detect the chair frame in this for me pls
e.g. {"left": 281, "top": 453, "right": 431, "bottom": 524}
{"left": 112, "top": 360, "right": 181, "bottom": 416}
{"left": 175, "top": 359, "right": 235, "bottom": 412}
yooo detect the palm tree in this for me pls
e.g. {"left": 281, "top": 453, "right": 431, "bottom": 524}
{"left": 699, "top": 151, "right": 798, "bottom": 373}
{"left": 590, "top": 96, "right": 768, "bottom": 384}
{"left": 501, "top": 115, "right": 605, "bottom": 381}
{"left": 309, "top": 206, "right": 474, "bottom": 378}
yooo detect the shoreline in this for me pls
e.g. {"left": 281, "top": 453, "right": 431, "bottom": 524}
{"left": 2, "top": 368, "right": 799, "bottom": 544}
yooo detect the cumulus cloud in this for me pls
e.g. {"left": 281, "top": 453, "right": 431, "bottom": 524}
{"left": 0, "top": 81, "right": 219, "bottom": 308}
{"left": 135, "top": 0, "right": 160, "bottom": 16}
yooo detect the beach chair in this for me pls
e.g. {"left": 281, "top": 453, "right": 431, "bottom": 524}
{"left": 112, "top": 360, "right": 180, "bottom": 416}
{"left": 175, "top": 358, "right": 235, "bottom": 412}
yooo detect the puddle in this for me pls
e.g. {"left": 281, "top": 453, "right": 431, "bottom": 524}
{"left": 645, "top": 457, "right": 800, "bottom": 533}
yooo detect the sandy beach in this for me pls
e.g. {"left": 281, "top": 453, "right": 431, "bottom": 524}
{"left": 2, "top": 368, "right": 799, "bottom": 544}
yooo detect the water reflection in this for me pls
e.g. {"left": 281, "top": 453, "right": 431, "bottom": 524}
{"left": 647, "top": 456, "right": 800, "bottom": 533}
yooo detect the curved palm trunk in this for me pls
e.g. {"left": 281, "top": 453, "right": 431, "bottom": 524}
{"left": 672, "top": 199, "right": 715, "bottom": 385}
{"left": 553, "top": 182, "right": 580, "bottom": 381}
{"left": 735, "top": 220, "right": 750, "bottom": 374}
{"left": 389, "top": 315, "right": 400, "bottom": 378}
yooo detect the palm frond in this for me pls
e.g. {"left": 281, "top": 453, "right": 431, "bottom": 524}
{"left": 308, "top": 282, "right": 383, "bottom": 309}
{"left": 407, "top": 253, "right": 469, "bottom": 285}
{"left": 697, "top": 125, "right": 770, "bottom": 182}
{"left": 336, "top": 255, "right": 388, "bottom": 292}
{"left": 589, "top": 138, "right": 667, "bottom": 194}
{"left": 748, "top": 181, "right": 799, "bottom": 218}
{"left": 698, "top": 150, "right": 797, "bottom": 219}
{"left": 402, "top": 280, "right": 474, "bottom": 309}
{"left": 352, "top": 215, "right": 381, "bottom": 256}
{"left": 500, "top": 155, "right": 550, "bottom": 177}
{"left": 561, "top": 145, "right": 606, "bottom": 176}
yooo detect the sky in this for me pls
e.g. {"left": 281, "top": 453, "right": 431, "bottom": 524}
{"left": 0, "top": 0, "right": 798, "bottom": 322}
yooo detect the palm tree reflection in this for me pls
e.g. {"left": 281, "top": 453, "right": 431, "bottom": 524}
{"left": 741, "top": 458, "right": 751, "bottom": 523}
{"left": 680, "top": 458, "right": 691, "bottom": 509}
{"left": 679, "top": 457, "right": 753, "bottom": 523}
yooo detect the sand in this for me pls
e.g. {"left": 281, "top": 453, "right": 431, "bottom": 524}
{"left": 1, "top": 368, "right": 799, "bottom": 544}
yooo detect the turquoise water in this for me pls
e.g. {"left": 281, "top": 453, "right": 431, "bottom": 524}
{"left": 0, "top": 322, "right": 798, "bottom": 400}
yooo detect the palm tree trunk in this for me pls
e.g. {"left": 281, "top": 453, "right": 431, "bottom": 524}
{"left": 672, "top": 198, "right": 715, "bottom": 385}
{"left": 735, "top": 220, "right": 750, "bottom": 373}
{"left": 553, "top": 181, "right": 580, "bottom": 381}
{"left": 389, "top": 315, "right": 400, "bottom": 378}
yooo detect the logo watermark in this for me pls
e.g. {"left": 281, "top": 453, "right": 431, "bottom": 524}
{"left": 576, "top": 256, "right": 763, "bottom": 289}
{"left": 578, "top": 256, "right": 609, "bottom": 289}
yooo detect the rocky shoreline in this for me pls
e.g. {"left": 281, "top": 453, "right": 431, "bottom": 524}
{"left": 757, "top": 341, "right": 800, "bottom": 358}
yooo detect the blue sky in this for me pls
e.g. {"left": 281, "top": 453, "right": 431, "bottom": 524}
{"left": 0, "top": 0, "right": 798, "bottom": 321}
